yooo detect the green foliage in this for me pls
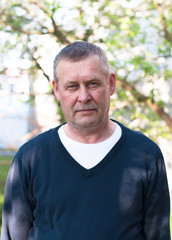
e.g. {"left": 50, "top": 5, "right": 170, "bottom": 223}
{"left": 164, "top": 70, "right": 172, "bottom": 80}
{"left": 0, "top": 155, "right": 12, "bottom": 232}
{"left": 171, "top": 214, "right": 172, "bottom": 237}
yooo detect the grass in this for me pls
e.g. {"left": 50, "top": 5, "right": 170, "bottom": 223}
{"left": 0, "top": 155, "right": 13, "bottom": 233}
{"left": 171, "top": 214, "right": 172, "bottom": 237}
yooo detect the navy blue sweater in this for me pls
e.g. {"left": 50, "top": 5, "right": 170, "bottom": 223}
{"left": 1, "top": 121, "right": 171, "bottom": 240}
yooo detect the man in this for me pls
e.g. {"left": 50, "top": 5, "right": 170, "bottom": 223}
{"left": 1, "top": 41, "right": 171, "bottom": 239}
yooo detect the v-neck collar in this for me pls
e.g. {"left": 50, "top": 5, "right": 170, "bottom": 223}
{"left": 53, "top": 120, "right": 127, "bottom": 177}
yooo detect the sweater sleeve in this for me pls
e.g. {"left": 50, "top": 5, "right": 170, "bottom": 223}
{"left": 0, "top": 153, "right": 34, "bottom": 240}
{"left": 142, "top": 151, "right": 171, "bottom": 240}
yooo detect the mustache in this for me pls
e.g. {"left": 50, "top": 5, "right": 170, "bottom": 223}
{"left": 74, "top": 104, "right": 98, "bottom": 112}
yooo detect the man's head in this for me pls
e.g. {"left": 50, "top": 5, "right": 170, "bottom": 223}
{"left": 53, "top": 41, "right": 111, "bottom": 84}
{"left": 53, "top": 41, "right": 116, "bottom": 138}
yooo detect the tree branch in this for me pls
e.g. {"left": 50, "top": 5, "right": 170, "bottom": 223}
{"left": 1, "top": 12, "right": 48, "bottom": 35}
{"left": 31, "top": 0, "right": 70, "bottom": 44}
{"left": 32, "top": 56, "right": 51, "bottom": 82}
{"left": 51, "top": 16, "right": 70, "bottom": 44}
{"left": 117, "top": 78, "right": 172, "bottom": 133}
{"left": 153, "top": 0, "right": 172, "bottom": 42}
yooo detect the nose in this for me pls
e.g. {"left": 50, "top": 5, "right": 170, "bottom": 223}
{"left": 78, "top": 86, "right": 91, "bottom": 103}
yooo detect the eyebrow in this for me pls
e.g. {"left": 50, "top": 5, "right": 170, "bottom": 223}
{"left": 65, "top": 80, "right": 78, "bottom": 85}
{"left": 65, "top": 78, "right": 101, "bottom": 85}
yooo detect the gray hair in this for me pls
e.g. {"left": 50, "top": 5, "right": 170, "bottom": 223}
{"left": 53, "top": 41, "right": 111, "bottom": 83}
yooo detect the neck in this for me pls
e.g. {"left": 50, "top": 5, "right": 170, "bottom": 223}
{"left": 63, "top": 119, "right": 116, "bottom": 144}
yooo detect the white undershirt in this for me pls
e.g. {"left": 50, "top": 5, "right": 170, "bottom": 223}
{"left": 58, "top": 123, "right": 122, "bottom": 169}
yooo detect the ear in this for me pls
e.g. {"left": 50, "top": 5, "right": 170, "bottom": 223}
{"left": 52, "top": 80, "right": 60, "bottom": 101}
{"left": 109, "top": 73, "right": 116, "bottom": 95}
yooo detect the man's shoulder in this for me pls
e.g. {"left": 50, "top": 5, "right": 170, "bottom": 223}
{"left": 17, "top": 125, "right": 61, "bottom": 156}
{"left": 115, "top": 120, "right": 161, "bottom": 153}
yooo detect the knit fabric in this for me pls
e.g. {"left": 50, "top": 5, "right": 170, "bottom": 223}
{"left": 1, "top": 120, "right": 171, "bottom": 240}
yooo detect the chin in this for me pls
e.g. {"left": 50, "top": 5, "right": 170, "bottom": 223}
{"left": 77, "top": 119, "right": 99, "bottom": 129}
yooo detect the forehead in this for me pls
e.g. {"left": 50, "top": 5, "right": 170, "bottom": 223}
{"left": 56, "top": 55, "right": 106, "bottom": 78}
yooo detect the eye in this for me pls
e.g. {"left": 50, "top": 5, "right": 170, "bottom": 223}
{"left": 67, "top": 84, "right": 78, "bottom": 91}
{"left": 68, "top": 85, "right": 75, "bottom": 88}
{"left": 88, "top": 81, "right": 99, "bottom": 88}
{"left": 91, "top": 82, "right": 97, "bottom": 85}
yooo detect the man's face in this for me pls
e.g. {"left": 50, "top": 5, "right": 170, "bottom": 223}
{"left": 53, "top": 55, "right": 116, "bottom": 132}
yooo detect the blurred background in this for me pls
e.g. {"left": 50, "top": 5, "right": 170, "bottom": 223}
{"left": 0, "top": 0, "right": 172, "bottom": 231}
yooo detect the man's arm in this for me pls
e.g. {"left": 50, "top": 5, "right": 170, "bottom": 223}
{"left": 1, "top": 153, "right": 34, "bottom": 240}
{"left": 142, "top": 151, "right": 171, "bottom": 239}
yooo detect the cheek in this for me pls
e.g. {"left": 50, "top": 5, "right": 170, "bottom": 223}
{"left": 94, "top": 89, "right": 109, "bottom": 104}
{"left": 97, "top": 92, "right": 111, "bottom": 112}
{"left": 60, "top": 94, "right": 76, "bottom": 110}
